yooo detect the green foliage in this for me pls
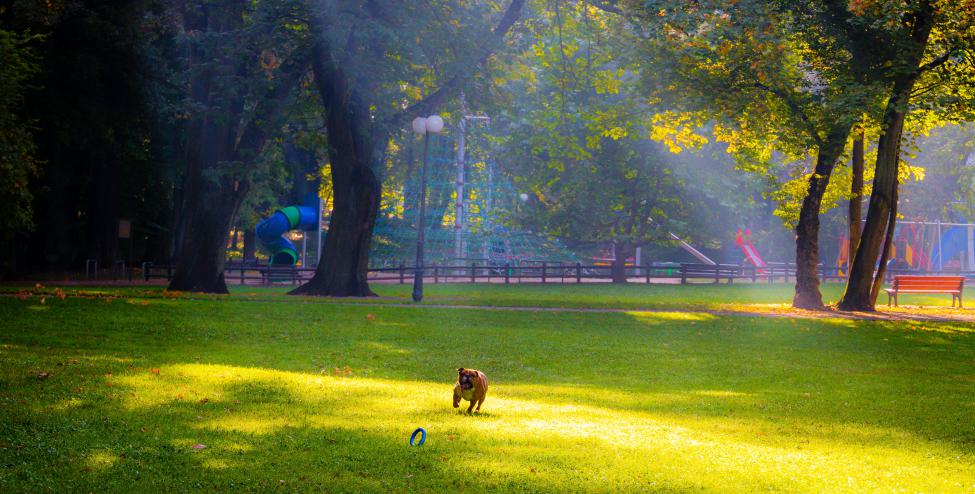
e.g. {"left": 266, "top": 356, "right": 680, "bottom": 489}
{"left": 629, "top": 0, "right": 896, "bottom": 228}
{"left": 0, "top": 29, "right": 39, "bottom": 235}
{"left": 493, "top": 3, "right": 756, "bottom": 251}
{"left": 900, "top": 123, "right": 975, "bottom": 220}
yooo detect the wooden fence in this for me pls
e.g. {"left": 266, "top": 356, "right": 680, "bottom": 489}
{"left": 100, "top": 260, "right": 969, "bottom": 286}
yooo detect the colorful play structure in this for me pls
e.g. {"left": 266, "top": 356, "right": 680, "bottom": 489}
{"left": 836, "top": 220, "right": 975, "bottom": 274}
{"left": 668, "top": 229, "right": 716, "bottom": 265}
{"left": 735, "top": 229, "right": 766, "bottom": 271}
{"left": 255, "top": 193, "right": 321, "bottom": 266}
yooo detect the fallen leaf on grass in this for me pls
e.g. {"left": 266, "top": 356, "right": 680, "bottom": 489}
{"left": 36, "top": 372, "right": 50, "bottom": 380}
{"left": 149, "top": 368, "right": 160, "bottom": 375}
{"left": 191, "top": 443, "right": 207, "bottom": 450}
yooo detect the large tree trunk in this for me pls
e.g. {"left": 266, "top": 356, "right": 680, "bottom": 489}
{"left": 242, "top": 228, "right": 256, "bottom": 261}
{"left": 291, "top": 30, "right": 381, "bottom": 297}
{"left": 870, "top": 181, "right": 898, "bottom": 302}
{"left": 168, "top": 102, "right": 292, "bottom": 293}
{"left": 793, "top": 127, "right": 851, "bottom": 309}
{"left": 291, "top": 165, "right": 380, "bottom": 296}
{"left": 166, "top": 0, "right": 302, "bottom": 293}
{"left": 168, "top": 182, "right": 246, "bottom": 293}
{"left": 838, "top": 4, "right": 934, "bottom": 311}
{"left": 849, "top": 130, "right": 864, "bottom": 258}
{"left": 838, "top": 82, "right": 916, "bottom": 309}
{"left": 610, "top": 241, "right": 633, "bottom": 284}
{"left": 293, "top": 0, "right": 526, "bottom": 297}
{"left": 167, "top": 4, "right": 240, "bottom": 293}
{"left": 168, "top": 111, "right": 247, "bottom": 293}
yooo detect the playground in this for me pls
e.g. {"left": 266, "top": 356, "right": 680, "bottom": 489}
{"left": 5, "top": 2, "right": 975, "bottom": 493}
{"left": 1, "top": 283, "right": 974, "bottom": 493}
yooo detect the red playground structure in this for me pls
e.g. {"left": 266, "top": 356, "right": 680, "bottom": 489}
{"left": 735, "top": 229, "right": 767, "bottom": 273}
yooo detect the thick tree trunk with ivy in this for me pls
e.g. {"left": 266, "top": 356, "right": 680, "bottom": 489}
{"left": 166, "top": 0, "right": 302, "bottom": 294}
{"left": 169, "top": 101, "right": 294, "bottom": 293}
{"left": 289, "top": 28, "right": 383, "bottom": 297}
{"left": 169, "top": 81, "right": 300, "bottom": 292}
{"left": 168, "top": 113, "right": 249, "bottom": 293}
{"left": 839, "top": 4, "right": 935, "bottom": 311}
{"left": 793, "top": 127, "right": 851, "bottom": 309}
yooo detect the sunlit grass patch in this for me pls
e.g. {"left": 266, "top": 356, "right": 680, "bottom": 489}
{"left": 101, "top": 362, "right": 975, "bottom": 492}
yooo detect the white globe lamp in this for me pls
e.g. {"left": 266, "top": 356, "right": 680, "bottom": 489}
{"left": 412, "top": 117, "right": 427, "bottom": 135}
{"left": 425, "top": 115, "right": 444, "bottom": 134}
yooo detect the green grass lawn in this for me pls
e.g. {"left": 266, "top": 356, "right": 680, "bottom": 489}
{"left": 1, "top": 287, "right": 974, "bottom": 492}
{"left": 6, "top": 281, "right": 966, "bottom": 311}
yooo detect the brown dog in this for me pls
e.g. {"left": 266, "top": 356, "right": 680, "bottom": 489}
{"left": 453, "top": 367, "right": 488, "bottom": 413}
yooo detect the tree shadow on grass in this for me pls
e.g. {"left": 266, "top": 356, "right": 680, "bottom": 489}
{"left": 2, "top": 357, "right": 974, "bottom": 493}
{"left": 2, "top": 298, "right": 975, "bottom": 491}
{"left": 2, "top": 371, "right": 765, "bottom": 493}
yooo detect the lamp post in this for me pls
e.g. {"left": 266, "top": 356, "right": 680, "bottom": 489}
{"left": 411, "top": 115, "right": 444, "bottom": 302}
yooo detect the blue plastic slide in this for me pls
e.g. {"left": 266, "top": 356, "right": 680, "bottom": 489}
{"left": 256, "top": 196, "right": 319, "bottom": 266}
{"left": 932, "top": 226, "right": 968, "bottom": 269}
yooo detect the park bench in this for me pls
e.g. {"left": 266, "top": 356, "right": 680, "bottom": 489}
{"left": 884, "top": 275, "right": 965, "bottom": 307}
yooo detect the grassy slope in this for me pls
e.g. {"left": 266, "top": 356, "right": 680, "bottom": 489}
{"left": 0, "top": 291, "right": 973, "bottom": 492}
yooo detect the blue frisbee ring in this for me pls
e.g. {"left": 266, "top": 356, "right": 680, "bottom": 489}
{"left": 409, "top": 428, "right": 427, "bottom": 446}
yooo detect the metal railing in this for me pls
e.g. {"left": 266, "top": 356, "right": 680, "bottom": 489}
{"left": 128, "top": 261, "right": 975, "bottom": 286}
{"left": 81, "top": 258, "right": 975, "bottom": 286}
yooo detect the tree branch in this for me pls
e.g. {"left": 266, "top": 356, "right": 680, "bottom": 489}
{"left": 753, "top": 81, "right": 824, "bottom": 148}
{"left": 916, "top": 46, "right": 955, "bottom": 74}
{"left": 384, "top": 0, "right": 526, "bottom": 127}
{"left": 232, "top": 63, "right": 308, "bottom": 161}
{"left": 588, "top": 0, "right": 623, "bottom": 15}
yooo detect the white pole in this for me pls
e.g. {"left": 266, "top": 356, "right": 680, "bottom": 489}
{"left": 317, "top": 196, "right": 323, "bottom": 264}
{"left": 483, "top": 160, "right": 493, "bottom": 261}
{"left": 968, "top": 226, "right": 974, "bottom": 271}
{"left": 937, "top": 220, "right": 943, "bottom": 272}
{"left": 455, "top": 118, "right": 466, "bottom": 266}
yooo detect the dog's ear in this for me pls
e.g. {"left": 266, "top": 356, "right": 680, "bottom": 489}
{"left": 457, "top": 367, "right": 465, "bottom": 373}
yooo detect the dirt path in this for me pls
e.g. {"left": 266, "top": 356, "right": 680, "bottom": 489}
{"left": 3, "top": 288, "right": 974, "bottom": 324}
{"left": 323, "top": 301, "right": 975, "bottom": 323}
